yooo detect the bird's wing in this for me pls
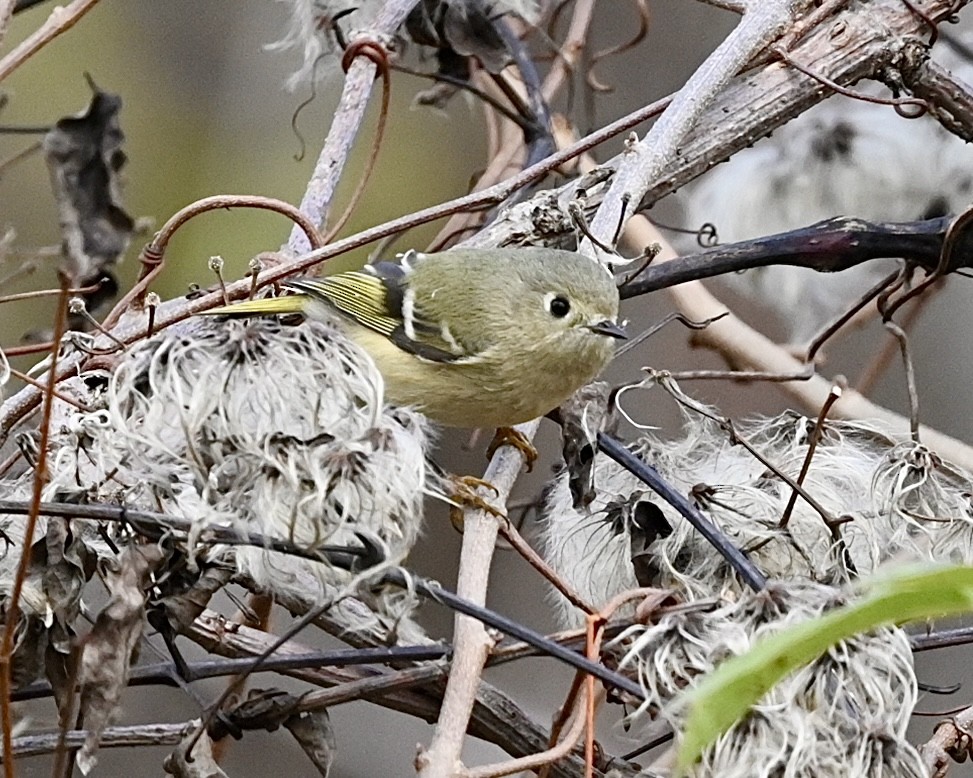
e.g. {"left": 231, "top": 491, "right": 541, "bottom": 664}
{"left": 286, "top": 260, "right": 474, "bottom": 364}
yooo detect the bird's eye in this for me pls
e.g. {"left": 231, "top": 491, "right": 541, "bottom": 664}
{"left": 548, "top": 295, "right": 571, "bottom": 318}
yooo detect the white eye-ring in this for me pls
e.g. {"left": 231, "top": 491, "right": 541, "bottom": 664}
{"left": 544, "top": 292, "right": 571, "bottom": 318}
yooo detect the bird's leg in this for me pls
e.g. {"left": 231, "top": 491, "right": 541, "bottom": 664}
{"left": 487, "top": 426, "right": 538, "bottom": 472}
{"left": 447, "top": 475, "right": 506, "bottom": 532}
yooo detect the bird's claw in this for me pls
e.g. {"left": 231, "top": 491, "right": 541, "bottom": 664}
{"left": 487, "top": 427, "right": 538, "bottom": 472}
{"left": 448, "top": 475, "right": 506, "bottom": 532}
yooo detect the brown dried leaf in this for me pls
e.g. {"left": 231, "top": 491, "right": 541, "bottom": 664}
{"left": 211, "top": 688, "right": 301, "bottom": 740}
{"left": 285, "top": 709, "right": 337, "bottom": 777}
{"left": 163, "top": 727, "right": 229, "bottom": 778}
{"left": 42, "top": 78, "right": 133, "bottom": 292}
{"left": 43, "top": 516, "right": 91, "bottom": 619}
{"left": 75, "top": 543, "right": 165, "bottom": 774}
{"left": 406, "top": 0, "right": 541, "bottom": 91}
{"left": 158, "top": 563, "right": 234, "bottom": 632}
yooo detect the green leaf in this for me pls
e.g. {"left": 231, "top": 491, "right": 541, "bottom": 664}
{"left": 676, "top": 564, "right": 973, "bottom": 772}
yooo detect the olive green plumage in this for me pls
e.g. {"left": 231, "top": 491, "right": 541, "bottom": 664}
{"left": 204, "top": 247, "right": 625, "bottom": 427}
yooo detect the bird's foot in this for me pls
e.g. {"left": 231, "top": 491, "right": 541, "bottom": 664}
{"left": 447, "top": 475, "right": 506, "bottom": 532}
{"left": 487, "top": 426, "right": 538, "bottom": 472}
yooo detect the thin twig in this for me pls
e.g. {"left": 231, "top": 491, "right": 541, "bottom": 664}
{"left": 855, "top": 279, "right": 938, "bottom": 395}
{"left": 496, "top": 514, "right": 594, "bottom": 613}
{"left": 884, "top": 319, "right": 921, "bottom": 441}
{"left": 0, "top": 0, "right": 101, "bottom": 83}
{"left": 0, "top": 279, "right": 68, "bottom": 778}
{"left": 778, "top": 383, "right": 844, "bottom": 529}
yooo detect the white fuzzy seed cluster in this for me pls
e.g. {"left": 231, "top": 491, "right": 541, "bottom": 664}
{"left": 544, "top": 410, "right": 973, "bottom": 624}
{"left": 610, "top": 584, "right": 923, "bottom": 777}
{"left": 40, "top": 315, "right": 431, "bottom": 635}
{"left": 542, "top": 409, "right": 973, "bottom": 775}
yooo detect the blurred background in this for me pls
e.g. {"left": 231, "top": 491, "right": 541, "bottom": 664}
{"left": 2, "top": 1, "right": 972, "bottom": 775}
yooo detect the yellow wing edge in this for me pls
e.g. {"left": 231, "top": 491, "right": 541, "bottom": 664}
{"left": 199, "top": 295, "right": 307, "bottom": 317}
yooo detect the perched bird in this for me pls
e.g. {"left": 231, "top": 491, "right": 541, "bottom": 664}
{"left": 206, "top": 247, "right": 627, "bottom": 429}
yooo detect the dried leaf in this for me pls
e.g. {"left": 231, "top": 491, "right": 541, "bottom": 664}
{"left": 163, "top": 727, "right": 229, "bottom": 778}
{"left": 157, "top": 563, "right": 233, "bottom": 633}
{"left": 211, "top": 688, "right": 301, "bottom": 740}
{"left": 558, "top": 381, "right": 618, "bottom": 509}
{"left": 42, "top": 78, "right": 133, "bottom": 293}
{"left": 406, "top": 0, "right": 542, "bottom": 99}
{"left": 285, "top": 709, "right": 337, "bottom": 777}
{"left": 43, "top": 516, "right": 91, "bottom": 619}
{"left": 75, "top": 544, "right": 164, "bottom": 775}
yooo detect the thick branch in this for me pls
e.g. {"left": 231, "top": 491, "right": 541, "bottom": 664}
{"left": 477, "top": 0, "right": 971, "bottom": 248}
{"left": 584, "top": 0, "right": 811, "bottom": 252}
{"left": 620, "top": 216, "right": 951, "bottom": 297}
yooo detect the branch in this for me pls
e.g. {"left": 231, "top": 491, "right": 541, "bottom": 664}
{"left": 4, "top": 722, "right": 195, "bottom": 761}
{"left": 919, "top": 703, "right": 973, "bottom": 778}
{"left": 619, "top": 216, "right": 950, "bottom": 297}
{"left": 0, "top": 0, "right": 101, "bottom": 83}
{"left": 286, "top": 0, "right": 419, "bottom": 252}
{"left": 898, "top": 58, "right": 973, "bottom": 144}
{"left": 584, "top": 0, "right": 812, "bottom": 252}
{"left": 417, "top": 419, "right": 540, "bottom": 778}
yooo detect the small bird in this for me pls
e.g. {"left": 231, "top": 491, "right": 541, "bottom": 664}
{"left": 205, "top": 247, "right": 626, "bottom": 429}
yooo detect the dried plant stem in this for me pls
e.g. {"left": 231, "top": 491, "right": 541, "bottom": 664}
{"left": 417, "top": 420, "right": 539, "bottom": 778}
{"left": 583, "top": 0, "right": 811, "bottom": 253}
{"left": 919, "top": 703, "right": 973, "bottom": 778}
{"left": 0, "top": 0, "right": 101, "bottom": 83}
{"left": 856, "top": 287, "right": 937, "bottom": 395}
{"left": 496, "top": 519, "right": 593, "bottom": 613}
{"left": 286, "top": 0, "right": 419, "bottom": 253}
{"left": 6, "top": 722, "right": 196, "bottom": 760}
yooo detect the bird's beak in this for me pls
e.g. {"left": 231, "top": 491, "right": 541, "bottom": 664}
{"left": 587, "top": 319, "right": 628, "bottom": 339}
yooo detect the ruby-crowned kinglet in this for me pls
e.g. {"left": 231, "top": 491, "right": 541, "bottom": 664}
{"left": 206, "top": 247, "right": 626, "bottom": 427}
